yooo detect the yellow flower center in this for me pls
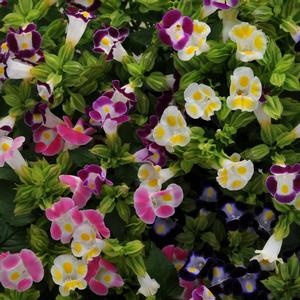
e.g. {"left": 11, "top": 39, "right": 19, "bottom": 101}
{"left": 63, "top": 262, "right": 73, "bottom": 273}
{"left": 1, "top": 143, "right": 10, "bottom": 152}
{"left": 10, "top": 272, "right": 20, "bottom": 281}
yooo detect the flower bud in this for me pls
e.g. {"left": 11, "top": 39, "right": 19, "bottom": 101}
{"left": 243, "top": 144, "right": 270, "bottom": 161}
{"left": 29, "top": 224, "right": 49, "bottom": 253}
{"left": 145, "top": 72, "right": 168, "bottom": 91}
{"left": 123, "top": 240, "right": 144, "bottom": 256}
{"left": 253, "top": 6, "right": 273, "bottom": 22}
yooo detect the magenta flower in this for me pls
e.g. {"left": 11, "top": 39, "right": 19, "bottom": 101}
{"left": 86, "top": 257, "right": 124, "bottom": 296}
{"left": 33, "top": 126, "right": 64, "bottom": 156}
{"left": 45, "top": 197, "right": 83, "bottom": 243}
{"left": 0, "top": 136, "right": 27, "bottom": 173}
{"left": 180, "top": 279, "right": 199, "bottom": 300}
{"left": 136, "top": 115, "right": 159, "bottom": 145}
{"left": 56, "top": 117, "right": 95, "bottom": 150}
{"left": 202, "top": 0, "right": 239, "bottom": 18}
{"left": 93, "top": 26, "right": 128, "bottom": 61}
{"left": 6, "top": 24, "right": 42, "bottom": 59}
{"left": 133, "top": 142, "right": 167, "bottom": 166}
{"left": 162, "top": 245, "right": 188, "bottom": 271}
{"left": 156, "top": 10, "right": 193, "bottom": 51}
{"left": 0, "top": 249, "right": 44, "bottom": 292}
{"left": 67, "top": 0, "right": 100, "bottom": 11}
{"left": 191, "top": 284, "right": 215, "bottom": 300}
{"left": 134, "top": 183, "right": 183, "bottom": 224}
{"left": 0, "top": 0, "right": 8, "bottom": 6}
{"left": 24, "top": 103, "right": 62, "bottom": 131}
{"left": 266, "top": 164, "right": 300, "bottom": 204}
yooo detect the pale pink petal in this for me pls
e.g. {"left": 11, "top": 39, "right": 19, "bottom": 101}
{"left": 45, "top": 197, "right": 75, "bottom": 220}
{"left": 20, "top": 249, "right": 44, "bottom": 282}
{"left": 50, "top": 222, "right": 62, "bottom": 240}
{"left": 12, "top": 136, "right": 25, "bottom": 150}
{"left": 59, "top": 175, "right": 81, "bottom": 192}
{"left": 83, "top": 210, "right": 110, "bottom": 238}
{"left": 112, "top": 274, "right": 124, "bottom": 287}
{"left": 168, "top": 183, "right": 184, "bottom": 207}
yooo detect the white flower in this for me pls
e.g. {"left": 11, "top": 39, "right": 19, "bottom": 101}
{"left": 0, "top": 115, "right": 15, "bottom": 137}
{"left": 217, "top": 158, "right": 254, "bottom": 190}
{"left": 251, "top": 234, "right": 283, "bottom": 271}
{"left": 227, "top": 67, "right": 262, "bottom": 112}
{"left": 229, "top": 22, "right": 267, "bottom": 62}
{"left": 218, "top": 9, "right": 241, "bottom": 42}
{"left": 138, "top": 163, "right": 175, "bottom": 192}
{"left": 112, "top": 42, "right": 128, "bottom": 62}
{"left": 178, "top": 20, "right": 210, "bottom": 61}
{"left": 254, "top": 102, "right": 271, "bottom": 128}
{"left": 137, "top": 273, "right": 160, "bottom": 297}
{"left": 6, "top": 57, "right": 33, "bottom": 79}
{"left": 184, "top": 83, "right": 221, "bottom": 120}
{"left": 151, "top": 106, "right": 191, "bottom": 153}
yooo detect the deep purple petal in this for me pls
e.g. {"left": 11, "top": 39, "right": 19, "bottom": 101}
{"left": 162, "top": 10, "right": 182, "bottom": 28}
{"left": 31, "top": 31, "right": 42, "bottom": 50}
{"left": 182, "top": 16, "right": 193, "bottom": 35}
{"left": 293, "top": 174, "right": 300, "bottom": 193}
{"left": 265, "top": 176, "right": 277, "bottom": 195}
{"left": 6, "top": 34, "right": 18, "bottom": 53}
{"left": 275, "top": 192, "right": 296, "bottom": 203}
{"left": 158, "top": 30, "right": 173, "bottom": 47}
{"left": 173, "top": 33, "right": 190, "bottom": 50}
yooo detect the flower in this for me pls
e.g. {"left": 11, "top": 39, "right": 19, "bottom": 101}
{"left": 137, "top": 115, "right": 159, "bottom": 145}
{"left": 0, "top": 52, "right": 8, "bottom": 81}
{"left": 108, "top": 80, "right": 136, "bottom": 108}
{"left": 134, "top": 183, "right": 184, "bottom": 224}
{"left": 93, "top": 26, "right": 128, "bottom": 61}
{"left": 251, "top": 234, "right": 283, "bottom": 271}
{"left": 255, "top": 208, "right": 275, "bottom": 233}
{"left": 0, "top": 115, "right": 15, "bottom": 136}
{"left": 191, "top": 284, "right": 215, "bottom": 300}
{"left": 56, "top": 117, "right": 95, "bottom": 150}
{"left": 24, "top": 103, "right": 62, "bottom": 131}
{"left": 152, "top": 218, "right": 176, "bottom": 236}
{"left": 50, "top": 254, "right": 87, "bottom": 296}
{"left": 133, "top": 142, "right": 167, "bottom": 167}
{"left": 184, "top": 83, "right": 221, "bottom": 120}
{"left": 221, "top": 202, "right": 244, "bottom": 222}
{"left": 0, "top": 136, "right": 27, "bottom": 173}
{"left": 218, "top": 8, "right": 241, "bottom": 42}
{"left": 238, "top": 273, "right": 258, "bottom": 294}
{"left": 151, "top": 106, "right": 191, "bottom": 152}
{"left": 208, "top": 263, "right": 229, "bottom": 287}
{"left": 0, "top": 249, "right": 44, "bottom": 292}
{"left": 86, "top": 257, "right": 124, "bottom": 295}
{"left": 254, "top": 101, "right": 271, "bottom": 128}
{"left": 0, "top": 0, "right": 8, "bottom": 6}
{"left": 162, "top": 245, "right": 188, "bottom": 271}
{"left": 33, "top": 126, "right": 64, "bottom": 156}
{"left": 6, "top": 57, "right": 33, "bottom": 79}
{"left": 6, "top": 23, "right": 42, "bottom": 59}
{"left": 198, "top": 186, "right": 218, "bottom": 202}
{"left": 179, "top": 253, "right": 207, "bottom": 281}
{"left": 265, "top": 164, "right": 300, "bottom": 204}
{"left": 67, "top": 0, "right": 100, "bottom": 11}
{"left": 137, "top": 272, "right": 160, "bottom": 297}
{"left": 178, "top": 20, "right": 211, "bottom": 61}
{"left": 37, "top": 80, "right": 54, "bottom": 102}
{"left": 227, "top": 67, "right": 262, "bottom": 112}
{"left": 201, "top": 0, "right": 239, "bottom": 18}
{"left": 65, "top": 8, "right": 95, "bottom": 47}
{"left": 229, "top": 22, "right": 267, "bottom": 62}
{"left": 45, "top": 197, "right": 83, "bottom": 243}
{"left": 137, "top": 163, "right": 175, "bottom": 192}
{"left": 156, "top": 9, "right": 193, "bottom": 51}
{"left": 216, "top": 158, "right": 254, "bottom": 191}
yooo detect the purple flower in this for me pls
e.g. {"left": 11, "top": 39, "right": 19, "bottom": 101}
{"left": 0, "top": 0, "right": 8, "bottom": 6}
{"left": 67, "top": 0, "right": 100, "bottom": 11}
{"left": 152, "top": 217, "right": 176, "bottom": 236}
{"left": 238, "top": 273, "right": 258, "bottom": 294}
{"left": 6, "top": 24, "right": 42, "bottom": 59}
{"left": 136, "top": 115, "right": 159, "bottom": 145}
{"left": 191, "top": 284, "right": 215, "bottom": 300}
{"left": 21, "top": 49, "right": 45, "bottom": 66}
{"left": 221, "top": 202, "right": 243, "bottom": 222}
{"left": 202, "top": 0, "right": 239, "bottom": 18}
{"left": 179, "top": 253, "right": 207, "bottom": 281}
{"left": 93, "top": 26, "right": 128, "bottom": 61}
{"left": 24, "top": 103, "right": 62, "bottom": 131}
{"left": 266, "top": 164, "right": 300, "bottom": 204}
{"left": 0, "top": 54, "right": 8, "bottom": 81}
{"left": 156, "top": 9, "right": 193, "bottom": 51}
{"left": 77, "top": 164, "right": 112, "bottom": 195}
{"left": 37, "top": 80, "right": 54, "bottom": 102}
{"left": 133, "top": 142, "right": 167, "bottom": 166}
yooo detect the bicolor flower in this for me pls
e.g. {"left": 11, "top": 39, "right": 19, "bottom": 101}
{"left": 227, "top": 67, "right": 262, "bottom": 112}
{"left": 57, "top": 117, "right": 95, "bottom": 150}
{"left": 137, "top": 272, "right": 160, "bottom": 297}
{"left": 45, "top": 197, "right": 83, "bottom": 243}
{"left": 0, "top": 136, "right": 27, "bottom": 173}
{"left": 65, "top": 8, "right": 95, "bottom": 47}
{"left": 67, "top": 0, "right": 100, "bottom": 11}
{"left": 133, "top": 142, "right": 167, "bottom": 167}
{"left": 162, "top": 245, "right": 188, "bottom": 271}
{"left": 93, "top": 26, "right": 129, "bottom": 61}
{"left": 229, "top": 22, "right": 267, "bottom": 62}
{"left": 37, "top": 80, "right": 54, "bottom": 102}
{"left": 33, "top": 126, "right": 64, "bottom": 156}
{"left": 152, "top": 218, "right": 176, "bottom": 236}
{"left": 178, "top": 20, "right": 211, "bottom": 61}
{"left": 151, "top": 106, "right": 191, "bottom": 152}
{"left": 199, "top": 186, "right": 218, "bottom": 202}
{"left": 184, "top": 83, "right": 221, "bottom": 120}
{"left": 218, "top": 8, "right": 240, "bottom": 42}
{"left": 24, "top": 103, "right": 62, "bottom": 131}
{"left": 221, "top": 202, "right": 243, "bottom": 222}
{"left": 134, "top": 183, "right": 184, "bottom": 224}
{"left": 216, "top": 158, "right": 254, "bottom": 191}
{"left": 251, "top": 234, "right": 283, "bottom": 271}
{"left": 180, "top": 279, "right": 200, "bottom": 300}
{"left": 0, "top": 249, "right": 44, "bottom": 292}
{"left": 254, "top": 101, "right": 271, "bottom": 129}
{"left": 0, "top": 115, "right": 15, "bottom": 136}
{"left": 86, "top": 257, "right": 124, "bottom": 296}
{"left": 51, "top": 254, "right": 87, "bottom": 296}
{"left": 179, "top": 253, "right": 207, "bottom": 281}
{"left": 107, "top": 80, "right": 136, "bottom": 108}
{"left": 238, "top": 273, "right": 258, "bottom": 294}
{"left": 0, "top": 52, "right": 8, "bottom": 81}
{"left": 71, "top": 223, "right": 105, "bottom": 261}
{"left": 6, "top": 23, "right": 42, "bottom": 59}
{"left": 138, "top": 163, "right": 175, "bottom": 192}
{"left": 265, "top": 164, "right": 300, "bottom": 204}
{"left": 209, "top": 264, "right": 229, "bottom": 287}
{"left": 156, "top": 9, "right": 193, "bottom": 51}
{"left": 6, "top": 57, "right": 33, "bottom": 79}
{"left": 201, "top": 0, "right": 239, "bottom": 18}
{"left": 191, "top": 284, "right": 215, "bottom": 300}
{"left": 255, "top": 208, "right": 275, "bottom": 233}
{"left": 137, "top": 115, "right": 159, "bottom": 145}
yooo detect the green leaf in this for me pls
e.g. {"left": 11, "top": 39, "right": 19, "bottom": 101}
{"left": 287, "top": 254, "right": 299, "bottom": 280}
{"left": 283, "top": 73, "right": 300, "bottom": 91}
{"left": 270, "top": 72, "right": 286, "bottom": 87}
{"left": 201, "top": 232, "right": 220, "bottom": 250}
{"left": 262, "top": 95, "right": 283, "bottom": 120}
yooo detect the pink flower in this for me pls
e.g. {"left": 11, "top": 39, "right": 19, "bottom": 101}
{"left": 179, "top": 279, "right": 199, "bottom": 300}
{"left": 57, "top": 117, "right": 95, "bottom": 150}
{"left": 134, "top": 183, "right": 183, "bottom": 224}
{"left": 162, "top": 245, "right": 188, "bottom": 271}
{"left": 0, "top": 249, "right": 44, "bottom": 292}
{"left": 86, "top": 257, "right": 124, "bottom": 296}
{"left": 33, "top": 126, "right": 64, "bottom": 156}
{"left": 45, "top": 197, "right": 83, "bottom": 243}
